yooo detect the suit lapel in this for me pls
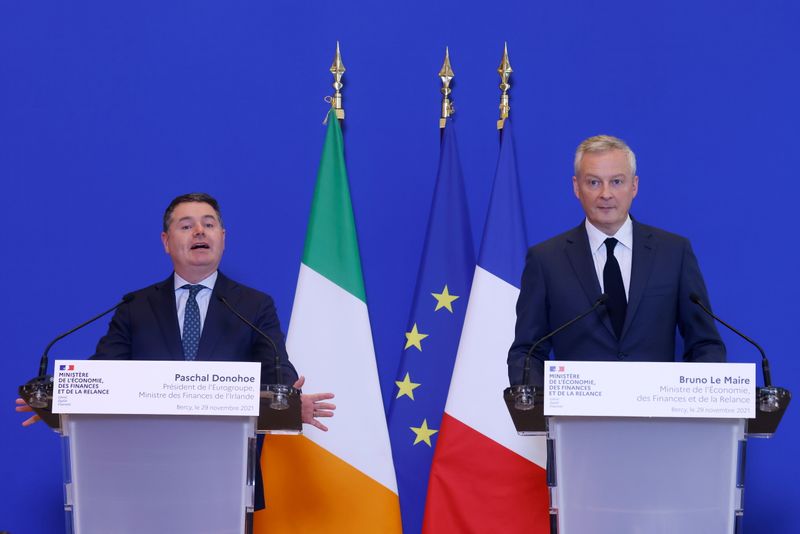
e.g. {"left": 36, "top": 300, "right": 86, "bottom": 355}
{"left": 564, "top": 223, "right": 615, "bottom": 338}
{"left": 197, "top": 271, "right": 235, "bottom": 360}
{"left": 622, "top": 222, "right": 656, "bottom": 339}
{"left": 150, "top": 274, "right": 183, "bottom": 359}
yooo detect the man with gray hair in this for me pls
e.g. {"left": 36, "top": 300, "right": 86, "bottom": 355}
{"left": 508, "top": 135, "right": 725, "bottom": 386}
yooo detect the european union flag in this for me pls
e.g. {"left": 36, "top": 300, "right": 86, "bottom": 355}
{"left": 387, "top": 119, "right": 475, "bottom": 533}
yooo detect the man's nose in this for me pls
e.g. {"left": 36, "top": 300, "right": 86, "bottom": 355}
{"left": 192, "top": 223, "right": 205, "bottom": 235}
{"left": 599, "top": 183, "right": 613, "bottom": 198}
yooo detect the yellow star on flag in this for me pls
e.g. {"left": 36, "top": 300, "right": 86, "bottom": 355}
{"left": 431, "top": 284, "right": 459, "bottom": 312}
{"left": 395, "top": 372, "right": 421, "bottom": 400}
{"left": 410, "top": 419, "right": 438, "bottom": 446}
{"left": 404, "top": 323, "right": 428, "bottom": 351}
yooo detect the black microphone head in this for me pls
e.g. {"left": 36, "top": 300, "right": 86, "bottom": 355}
{"left": 689, "top": 293, "right": 701, "bottom": 304}
{"left": 596, "top": 294, "right": 609, "bottom": 305}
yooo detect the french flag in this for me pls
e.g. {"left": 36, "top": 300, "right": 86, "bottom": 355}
{"left": 423, "top": 119, "right": 549, "bottom": 533}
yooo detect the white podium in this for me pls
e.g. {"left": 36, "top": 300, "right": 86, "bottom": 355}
{"left": 548, "top": 416, "right": 744, "bottom": 533}
{"left": 19, "top": 360, "right": 302, "bottom": 534}
{"left": 505, "top": 361, "right": 790, "bottom": 534}
{"left": 61, "top": 413, "right": 257, "bottom": 534}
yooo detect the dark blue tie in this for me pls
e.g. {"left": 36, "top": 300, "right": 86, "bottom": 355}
{"left": 181, "top": 284, "right": 205, "bottom": 360}
{"left": 603, "top": 238, "right": 627, "bottom": 339}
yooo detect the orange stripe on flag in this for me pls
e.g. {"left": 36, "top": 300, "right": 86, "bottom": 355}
{"left": 255, "top": 435, "right": 401, "bottom": 533}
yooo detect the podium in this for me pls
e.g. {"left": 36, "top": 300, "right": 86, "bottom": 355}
{"left": 548, "top": 416, "right": 745, "bottom": 533}
{"left": 61, "top": 413, "right": 258, "bottom": 534}
{"left": 505, "top": 361, "right": 790, "bottom": 534}
{"left": 20, "top": 360, "right": 302, "bottom": 534}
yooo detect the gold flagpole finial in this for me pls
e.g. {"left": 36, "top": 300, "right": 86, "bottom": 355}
{"left": 497, "top": 42, "right": 513, "bottom": 130}
{"left": 439, "top": 47, "right": 455, "bottom": 129}
{"left": 329, "top": 41, "right": 346, "bottom": 120}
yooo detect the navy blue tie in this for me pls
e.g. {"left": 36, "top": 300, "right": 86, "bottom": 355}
{"left": 181, "top": 284, "right": 205, "bottom": 360}
{"left": 603, "top": 238, "right": 627, "bottom": 339}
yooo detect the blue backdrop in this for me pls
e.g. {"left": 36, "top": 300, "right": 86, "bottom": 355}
{"left": 2, "top": 1, "right": 798, "bottom": 532}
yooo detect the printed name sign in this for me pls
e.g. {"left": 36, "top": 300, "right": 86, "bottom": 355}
{"left": 53, "top": 360, "right": 261, "bottom": 416}
{"left": 544, "top": 361, "right": 756, "bottom": 418}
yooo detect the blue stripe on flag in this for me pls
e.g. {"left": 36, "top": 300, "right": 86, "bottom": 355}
{"left": 477, "top": 118, "right": 528, "bottom": 288}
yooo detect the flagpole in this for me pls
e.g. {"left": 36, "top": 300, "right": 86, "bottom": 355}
{"left": 439, "top": 47, "right": 454, "bottom": 129}
{"left": 497, "top": 42, "right": 512, "bottom": 130}
{"left": 330, "top": 41, "right": 345, "bottom": 120}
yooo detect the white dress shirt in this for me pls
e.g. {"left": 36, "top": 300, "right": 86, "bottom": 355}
{"left": 585, "top": 216, "right": 633, "bottom": 300}
{"left": 174, "top": 271, "right": 218, "bottom": 337}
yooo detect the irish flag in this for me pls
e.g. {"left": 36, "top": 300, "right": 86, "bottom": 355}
{"left": 256, "top": 110, "right": 401, "bottom": 532}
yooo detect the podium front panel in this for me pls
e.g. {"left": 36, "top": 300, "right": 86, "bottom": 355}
{"left": 549, "top": 416, "right": 745, "bottom": 534}
{"left": 61, "top": 414, "right": 256, "bottom": 534}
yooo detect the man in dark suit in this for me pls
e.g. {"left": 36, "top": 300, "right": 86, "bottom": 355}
{"left": 91, "top": 271, "right": 297, "bottom": 384}
{"left": 19, "top": 192, "right": 335, "bottom": 427}
{"left": 17, "top": 192, "right": 335, "bottom": 513}
{"left": 508, "top": 135, "right": 725, "bottom": 386}
{"left": 91, "top": 194, "right": 298, "bottom": 388}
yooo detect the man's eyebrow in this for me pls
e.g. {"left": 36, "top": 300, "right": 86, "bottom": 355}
{"left": 583, "top": 173, "right": 627, "bottom": 180}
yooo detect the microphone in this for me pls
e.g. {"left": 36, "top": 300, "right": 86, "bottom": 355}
{"left": 520, "top": 294, "right": 608, "bottom": 387}
{"left": 689, "top": 292, "right": 789, "bottom": 414}
{"left": 37, "top": 293, "right": 135, "bottom": 377}
{"left": 216, "top": 295, "right": 290, "bottom": 410}
{"left": 689, "top": 292, "right": 771, "bottom": 387}
{"left": 23, "top": 293, "right": 134, "bottom": 408}
{"left": 512, "top": 295, "right": 608, "bottom": 411}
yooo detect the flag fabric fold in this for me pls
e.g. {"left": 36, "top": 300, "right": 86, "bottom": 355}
{"left": 256, "top": 109, "right": 402, "bottom": 533}
{"left": 387, "top": 120, "right": 475, "bottom": 534}
{"left": 423, "top": 118, "right": 550, "bottom": 533}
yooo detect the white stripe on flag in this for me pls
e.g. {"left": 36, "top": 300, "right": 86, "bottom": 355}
{"left": 445, "top": 266, "right": 547, "bottom": 467}
{"left": 287, "top": 263, "right": 398, "bottom": 492}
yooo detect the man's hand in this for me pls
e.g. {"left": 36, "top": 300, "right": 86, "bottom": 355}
{"left": 15, "top": 398, "right": 41, "bottom": 427}
{"left": 293, "top": 376, "right": 336, "bottom": 432}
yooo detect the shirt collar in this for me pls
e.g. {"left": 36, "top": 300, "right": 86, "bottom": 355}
{"left": 585, "top": 216, "right": 633, "bottom": 253}
{"left": 174, "top": 271, "right": 218, "bottom": 291}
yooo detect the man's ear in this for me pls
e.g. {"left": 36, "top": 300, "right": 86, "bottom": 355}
{"left": 161, "top": 231, "right": 170, "bottom": 254}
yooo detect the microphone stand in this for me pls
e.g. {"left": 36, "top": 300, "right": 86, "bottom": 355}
{"left": 18, "top": 295, "right": 133, "bottom": 427}
{"left": 512, "top": 295, "right": 607, "bottom": 411}
{"left": 689, "top": 293, "right": 790, "bottom": 415}
{"left": 218, "top": 296, "right": 296, "bottom": 411}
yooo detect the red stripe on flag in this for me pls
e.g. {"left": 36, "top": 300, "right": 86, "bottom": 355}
{"left": 423, "top": 413, "right": 550, "bottom": 534}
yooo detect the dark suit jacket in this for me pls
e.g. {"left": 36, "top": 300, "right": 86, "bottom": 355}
{"left": 91, "top": 271, "right": 298, "bottom": 386}
{"left": 508, "top": 220, "right": 726, "bottom": 386}
{"left": 90, "top": 271, "right": 296, "bottom": 511}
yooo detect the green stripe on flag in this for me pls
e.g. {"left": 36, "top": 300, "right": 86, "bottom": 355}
{"left": 302, "top": 110, "right": 366, "bottom": 302}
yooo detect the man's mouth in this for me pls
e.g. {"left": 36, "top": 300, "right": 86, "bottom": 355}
{"left": 191, "top": 243, "right": 210, "bottom": 250}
